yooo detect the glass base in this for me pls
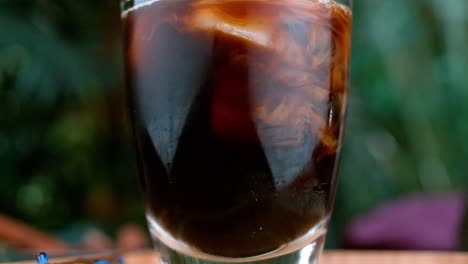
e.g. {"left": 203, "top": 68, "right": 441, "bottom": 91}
{"left": 153, "top": 234, "right": 326, "bottom": 264}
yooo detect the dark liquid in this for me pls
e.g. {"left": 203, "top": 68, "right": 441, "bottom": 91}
{"left": 123, "top": 0, "right": 351, "bottom": 258}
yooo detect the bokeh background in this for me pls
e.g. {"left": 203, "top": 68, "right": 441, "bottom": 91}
{"left": 0, "top": 0, "right": 467, "bottom": 260}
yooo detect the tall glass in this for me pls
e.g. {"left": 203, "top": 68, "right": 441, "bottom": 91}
{"left": 121, "top": 0, "right": 352, "bottom": 263}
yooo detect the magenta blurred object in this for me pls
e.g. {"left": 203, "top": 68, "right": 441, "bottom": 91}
{"left": 344, "top": 193, "right": 465, "bottom": 250}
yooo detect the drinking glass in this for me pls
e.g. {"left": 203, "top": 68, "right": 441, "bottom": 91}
{"left": 120, "top": 0, "right": 352, "bottom": 263}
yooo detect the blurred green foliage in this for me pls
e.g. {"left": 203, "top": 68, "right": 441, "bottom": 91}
{"left": 330, "top": 0, "right": 468, "bottom": 248}
{"left": 0, "top": 0, "right": 144, "bottom": 237}
{"left": 0, "top": 0, "right": 467, "bottom": 251}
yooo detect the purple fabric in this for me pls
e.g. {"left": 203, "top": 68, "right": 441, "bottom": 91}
{"left": 344, "top": 193, "right": 466, "bottom": 250}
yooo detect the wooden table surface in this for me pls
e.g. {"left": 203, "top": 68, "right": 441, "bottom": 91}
{"left": 322, "top": 251, "right": 468, "bottom": 264}
{"left": 8, "top": 249, "right": 468, "bottom": 263}
{"left": 123, "top": 250, "right": 468, "bottom": 264}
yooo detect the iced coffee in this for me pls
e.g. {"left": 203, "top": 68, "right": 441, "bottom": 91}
{"left": 123, "top": 0, "right": 351, "bottom": 258}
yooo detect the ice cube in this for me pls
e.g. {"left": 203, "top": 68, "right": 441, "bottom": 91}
{"left": 186, "top": 3, "right": 275, "bottom": 48}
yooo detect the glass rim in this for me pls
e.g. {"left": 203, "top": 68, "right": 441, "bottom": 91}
{"left": 121, "top": 0, "right": 353, "bottom": 13}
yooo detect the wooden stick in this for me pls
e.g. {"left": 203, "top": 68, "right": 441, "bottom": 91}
{"left": 0, "top": 214, "right": 69, "bottom": 253}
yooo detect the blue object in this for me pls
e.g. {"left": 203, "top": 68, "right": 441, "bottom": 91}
{"left": 117, "top": 257, "right": 125, "bottom": 264}
{"left": 36, "top": 252, "right": 49, "bottom": 264}
{"left": 94, "top": 261, "right": 110, "bottom": 264}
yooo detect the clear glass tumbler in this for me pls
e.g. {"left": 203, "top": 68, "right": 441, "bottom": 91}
{"left": 121, "top": 0, "right": 352, "bottom": 263}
